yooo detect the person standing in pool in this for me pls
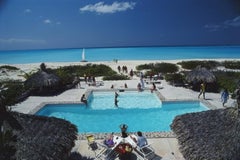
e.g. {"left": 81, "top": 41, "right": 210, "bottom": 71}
{"left": 115, "top": 91, "right": 119, "bottom": 98}
{"left": 115, "top": 96, "right": 119, "bottom": 107}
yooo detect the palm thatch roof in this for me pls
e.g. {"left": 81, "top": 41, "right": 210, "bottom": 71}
{"left": 186, "top": 66, "right": 216, "bottom": 83}
{"left": 25, "top": 71, "right": 60, "bottom": 89}
{"left": 171, "top": 108, "right": 240, "bottom": 160}
{"left": 2, "top": 112, "right": 77, "bottom": 160}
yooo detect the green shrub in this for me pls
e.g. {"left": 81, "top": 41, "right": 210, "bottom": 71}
{"left": 178, "top": 60, "right": 220, "bottom": 70}
{"left": 214, "top": 71, "right": 240, "bottom": 92}
{"left": 52, "top": 64, "right": 117, "bottom": 85}
{"left": 223, "top": 61, "right": 240, "bottom": 69}
{"left": 152, "top": 63, "right": 178, "bottom": 73}
{"left": 103, "top": 74, "right": 129, "bottom": 80}
{"left": 136, "top": 63, "right": 178, "bottom": 76}
{"left": 0, "top": 65, "right": 19, "bottom": 71}
{"left": 136, "top": 63, "right": 154, "bottom": 70}
{"left": 165, "top": 73, "right": 185, "bottom": 84}
{"left": 0, "top": 80, "right": 26, "bottom": 107}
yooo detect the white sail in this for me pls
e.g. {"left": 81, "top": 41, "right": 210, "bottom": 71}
{"left": 82, "top": 48, "right": 85, "bottom": 61}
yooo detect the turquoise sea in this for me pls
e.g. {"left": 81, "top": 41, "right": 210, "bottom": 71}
{"left": 0, "top": 46, "right": 240, "bottom": 64}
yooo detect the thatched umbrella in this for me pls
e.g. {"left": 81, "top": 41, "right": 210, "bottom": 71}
{"left": 2, "top": 112, "right": 78, "bottom": 160}
{"left": 25, "top": 71, "right": 60, "bottom": 91}
{"left": 171, "top": 108, "right": 240, "bottom": 160}
{"left": 186, "top": 66, "right": 216, "bottom": 83}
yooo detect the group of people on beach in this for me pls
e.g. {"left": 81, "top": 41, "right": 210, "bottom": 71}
{"left": 117, "top": 65, "right": 128, "bottom": 73}
{"left": 84, "top": 74, "right": 96, "bottom": 86}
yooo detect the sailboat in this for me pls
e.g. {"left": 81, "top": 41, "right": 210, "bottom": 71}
{"left": 81, "top": 48, "right": 87, "bottom": 62}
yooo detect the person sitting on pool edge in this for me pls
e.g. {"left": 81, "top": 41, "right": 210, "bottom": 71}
{"left": 151, "top": 83, "right": 156, "bottom": 93}
{"left": 81, "top": 94, "right": 88, "bottom": 106}
{"left": 136, "top": 131, "right": 148, "bottom": 147}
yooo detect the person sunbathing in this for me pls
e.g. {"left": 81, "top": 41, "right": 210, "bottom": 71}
{"left": 136, "top": 131, "right": 148, "bottom": 147}
{"left": 104, "top": 133, "right": 114, "bottom": 147}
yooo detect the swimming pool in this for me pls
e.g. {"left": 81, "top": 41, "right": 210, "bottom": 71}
{"left": 36, "top": 91, "right": 208, "bottom": 133}
{"left": 89, "top": 91, "right": 162, "bottom": 109}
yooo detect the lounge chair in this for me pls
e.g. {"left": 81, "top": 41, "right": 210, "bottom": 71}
{"left": 133, "top": 144, "right": 155, "bottom": 160}
{"left": 86, "top": 135, "right": 118, "bottom": 160}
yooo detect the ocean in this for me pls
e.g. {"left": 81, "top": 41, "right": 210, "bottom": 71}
{"left": 0, "top": 46, "right": 240, "bottom": 64}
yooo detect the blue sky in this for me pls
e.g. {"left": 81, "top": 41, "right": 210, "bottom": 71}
{"left": 0, "top": 0, "right": 240, "bottom": 50}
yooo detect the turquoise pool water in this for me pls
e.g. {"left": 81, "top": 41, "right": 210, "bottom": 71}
{"left": 36, "top": 91, "right": 208, "bottom": 133}
{"left": 89, "top": 91, "right": 162, "bottom": 109}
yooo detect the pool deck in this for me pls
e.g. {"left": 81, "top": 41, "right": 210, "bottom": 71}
{"left": 12, "top": 76, "right": 235, "bottom": 159}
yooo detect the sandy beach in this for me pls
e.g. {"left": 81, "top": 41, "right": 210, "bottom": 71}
{"left": 1, "top": 59, "right": 238, "bottom": 159}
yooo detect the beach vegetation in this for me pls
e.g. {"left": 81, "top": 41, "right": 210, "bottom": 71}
{"left": 136, "top": 63, "right": 178, "bottom": 77}
{"left": 53, "top": 63, "right": 117, "bottom": 84}
{"left": 20, "top": 70, "right": 37, "bottom": 79}
{"left": 178, "top": 60, "right": 219, "bottom": 70}
{"left": 153, "top": 63, "right": 178, "bottom": 73}
{"left": 223, "top": 61, "right": 240, "bottom": 69}
{"left": 165, "top": 73, "right": 186, "bottom": 86}
{"left": 0, "top": 80, "right": 27, "bottom": 107}
{"left": 103, "top": 74, "right": 129, "bottom": 80}
{"left": 214, "top": 71, "right": 240, "bottom": 93}
{"left": 54, "top": 64, "right": 116, "bottom": 77}
{"left": 136, "top": 63, "right": 154, "bottom": 70}
{"left": 0, "top": 65, "right": 19, "bottom": 71}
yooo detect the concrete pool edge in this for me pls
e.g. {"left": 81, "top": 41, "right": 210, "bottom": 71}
{"left": 77, "top": 131, "right": 176, "bottom": 140}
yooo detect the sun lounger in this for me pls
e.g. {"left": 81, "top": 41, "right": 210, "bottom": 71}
{"left": 87, "top": 81, "right": 104, "bottom": 87}
{"left": 86, "top": 135, "right": 118, "bottom": 160}
{"left": 157, "top": 83, "right": 163, "bottom": 89}
{"left": 145, "top": 79, "right": 162, "bottom": 84}
{"left": 133, "top": 144, "right": 155, "bottom": 160}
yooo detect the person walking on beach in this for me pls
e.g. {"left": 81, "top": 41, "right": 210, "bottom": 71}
{"left": 221, "top": 89, "right": 229, "bottom": 107}
{"left": 130, "top": 69, "right": 134, "bottom": 79}
{"left": 198, "top": 82, "right": 206, "bottom": 99}
{"left": 117, "top": 66, "right": 121, "bottom": 73}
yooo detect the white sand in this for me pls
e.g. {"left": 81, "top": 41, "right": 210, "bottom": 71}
{"left": 2, "top": 58, "right": 239, "bottom": 78}
{"left": 3, "top": 59, "right": 236, "bottom": 114}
